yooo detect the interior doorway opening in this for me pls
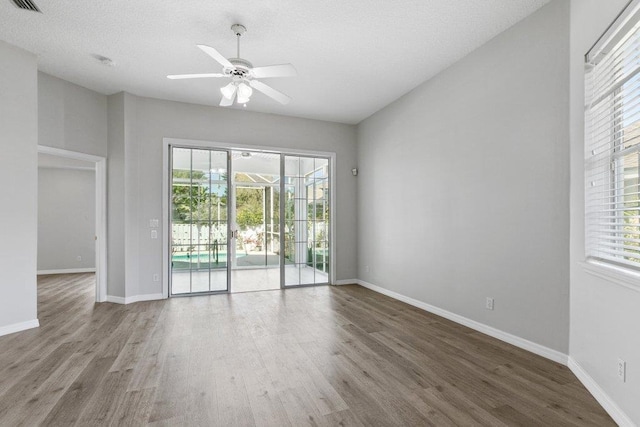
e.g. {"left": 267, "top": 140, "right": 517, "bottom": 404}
{"left": 168, "top": 144, "right": 333, "bottom": 296}
{"left": 36, "top": 145, "right": 107, "bottom": 303}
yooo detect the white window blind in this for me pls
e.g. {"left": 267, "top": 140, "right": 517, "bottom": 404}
{"left": 586, "top": 0, "right": 640, "bottom": 269}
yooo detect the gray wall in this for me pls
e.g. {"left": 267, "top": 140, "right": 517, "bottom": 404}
{"left": 357, "top": 0, "right": 570, "bottom": 353}
{"left": 106, "top": 92, "right": 127, "bottom": 298}
{"left": 38, "top": 72, "right": 108, "bottom": 157}
{"left": 107, "top": 94, "right": 358, "bottom": 298}
{"left": 37, "top": 168, "right": 96, "bottom": 271}
{"left": 0, "top": 41, "right": 38, "bottom": 331}
{"left": 570, "top": 0, "right": 640, "bottom": 423}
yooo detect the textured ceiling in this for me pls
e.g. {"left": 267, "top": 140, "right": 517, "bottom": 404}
{"left": 1, "top": 0, "right": 549, "bottom": 124}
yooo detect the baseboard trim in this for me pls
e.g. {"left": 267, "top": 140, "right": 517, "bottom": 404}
{"left": 106, "top": 295, "right": 126, "bottom": 304}
{"left": 334, "top": 279, "right": 358, "bottom": 285}
{"left": 37, "top": 268, "right": 96, "bottom": 275}
{"left": 106, "top": 293, "right": 165, "bottom": 305}
{"left": 568, "top": 357, "right": 635, "bottom": 427}
{"left": 0, "top": 318, "right": 40, "bottom": 337}
{"left": 356, "top": 279, "right": 568, "bottom": 365}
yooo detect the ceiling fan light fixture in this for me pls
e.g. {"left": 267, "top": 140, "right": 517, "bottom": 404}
{"left": 237, "top": 82, "right": 252, "bottom": 98}
{"left": 220, "top": 82, "right": 236, "bottom": 99}
{"left": 236, "top": 82, "right": 252, "bottom": 104}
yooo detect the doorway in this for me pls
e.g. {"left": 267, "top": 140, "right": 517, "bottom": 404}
{"left": 36, "top": 145, "right": 107, "bottom": 302}
{"left": 230, "top": 150, "right": 281, "bottom": 292}
{"left": 168, "top": 145, "right": 333, "bottom": 296}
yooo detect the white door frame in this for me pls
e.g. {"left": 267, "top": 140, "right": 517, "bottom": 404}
{"left": 163, "top": 137, "right": 337, "bottom": 298}
{"left": 37, "top": 145, "right": 108, "bottom": 302}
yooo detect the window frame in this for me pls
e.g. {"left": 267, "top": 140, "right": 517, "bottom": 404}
{"left": 584, "top": 0, "right": 640, "bottom": 288}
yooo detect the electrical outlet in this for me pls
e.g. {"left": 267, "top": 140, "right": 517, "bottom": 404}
{"left": 153, "top": 274, "right": 160, "bottom": 282}
{"left": 617, "top": 358, "right": 626, "bottom": 382}
{"left": 364, "top": 265, "right": 370, "bottom": 273}
{"left": 486, "top": 297, "right": 494, "bottom": 310}
{"left": 76, "top": 255, "right": 82, "bottom": 262}
{"left": 151, "top": 230, "right": 158, "bottom": 239}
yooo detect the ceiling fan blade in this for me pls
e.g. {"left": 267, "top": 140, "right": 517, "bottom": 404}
{"left": 197, "top": 44, "right": 233, "bottom": 68}
{"left": 249, "top": 80, "right": 291, "bottom": 105}
{"left": 220, "top": 88, "right": 236, "bottom": 107}
{"left": 251, "top": 64, "right": 297, "bottom": 78}
{"left": 167, "top": 73, "right": 226, "bottom": 80}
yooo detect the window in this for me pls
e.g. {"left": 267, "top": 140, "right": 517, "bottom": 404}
{"left": 585, "top": 0, "right": 640, "bottom": 269}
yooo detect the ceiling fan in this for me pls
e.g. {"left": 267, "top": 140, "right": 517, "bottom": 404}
{"left": 167, "top": 24, "right": 296, "bottom": 107}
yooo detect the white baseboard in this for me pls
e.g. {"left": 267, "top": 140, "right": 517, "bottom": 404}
{"left": 0, "top": 318, "right": 40, "bottom": 337}
{"left": 106, "top": 293, "right": 165, "bottom": 305}
{"left": 106, "top": 295, "right": 126, "bottom": 304}
{"left": 37, "top": 268, "right": 96, "bottom": 275}
{"left": 356, "top": 279, "right": 568, "bottom": 365}
{"left": 568, "top": 357, "right": 635, "bottom": 427}
{"left": 334, "top": 279, "right": 358, "bottom": 285}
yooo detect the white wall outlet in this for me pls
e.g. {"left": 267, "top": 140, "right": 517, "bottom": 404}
{"left": 149, "top": 219, "right": 159, "bottom": 228}
{"left": 617, "top": 358, "right": 626, "bottom": 382}
{"left": 151, "top": 230, "right": 158, "bottom": 239}
{"left": 486, "top": 297, "right": 494, "bottom": 310}
{"left": 364, "top": 265, "right": 370, "bottom": 273}
{"left": 153, "top": 274, "right": 160, "bottom": 282}
{"left": 76, "top": 255, "right": 82, "bottom": 262}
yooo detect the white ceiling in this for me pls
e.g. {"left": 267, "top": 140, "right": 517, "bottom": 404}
{"left": 1, "top": 0, "right": 549, "bottom": 124}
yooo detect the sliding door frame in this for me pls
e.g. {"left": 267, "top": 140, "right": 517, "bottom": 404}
{"left": 167, "top": 145, "right": 231, "bottom": 297}
{"left": 280, "top": 153, "right": 333, "bottom": 289}
{"left": 162, "top": 137, "right": 337, "bottom": 298}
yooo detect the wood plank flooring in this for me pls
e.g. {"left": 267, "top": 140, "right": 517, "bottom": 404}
{"left": 0, "top": 273, "right": 613, "bottom": 426}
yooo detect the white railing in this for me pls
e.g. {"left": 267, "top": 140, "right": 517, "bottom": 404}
{"left": 172, "top": 224, "right": 227, "bottom": 251}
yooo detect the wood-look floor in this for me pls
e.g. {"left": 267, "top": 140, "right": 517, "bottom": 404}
{"left": 0, "top": 274, "right": 613, "bottom": 426}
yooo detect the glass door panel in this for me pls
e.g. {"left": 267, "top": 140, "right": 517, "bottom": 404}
{"left": 230, "top": 151, "right": 281, "bottom": 292}
{"left": 170, "top": 147, "right": 229, "bottom": 295}
{"left": 283, "top": 155, "right": 330, "bottom": 287}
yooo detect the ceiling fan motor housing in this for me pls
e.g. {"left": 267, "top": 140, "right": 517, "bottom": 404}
{"left": 225, "top": 58, "right": 254, "bottom": 81}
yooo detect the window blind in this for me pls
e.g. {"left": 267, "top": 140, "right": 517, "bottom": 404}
{"left": 585, "top": 0, "right": 640, "bottom": 268}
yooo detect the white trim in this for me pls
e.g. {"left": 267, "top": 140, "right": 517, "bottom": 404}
{"left": 334, "top": 279, "right": 357, "bottom": 285}
{"left": 356, "top": 279, "right": 569, "bottom": 365}
{"left": 39, "top": 165, "right": 96, "bottom": 172}
{"left": 580, "top": 260, "right": 640, "bottom": 293}
{"left": 329, "top": 153, "right": 337, "bottom": 287}
{"left": 164, "top": 137, "right": 338, "bottom": 159}
{"left": 162, "top": 142, "right": 170, "bottom": 299}
{"left": 106, "top": 295, "right": 126, "bottom": 304}
{"left": 106, "top": 293, "right": 165, "bottom": 305}
{"left": 95, "top": 157, "right": 108, "bottom": 302}
{"left": 38, "top": 145, "right": 104, "bottom": 163}
{"left": 0, "top": 319, "right": 39, "bottom": 337}
{"left": 37, "top": 268, "right": 96, "bottom": 275}
{"left": 568, "top": 357, "right": 636, "bottom": 427}
{"left": 125, "top": 293, "right": 165, "bottom": 304}
{"left": 37, "top": 145, "right": 108, "bottom": 303}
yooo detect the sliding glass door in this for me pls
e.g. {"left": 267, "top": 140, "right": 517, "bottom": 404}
{"left": 230, "top": 151, "right": 281, "bottom": 292}
{"left": 283, "top": 155, "right": 330, "bottom": 287}
{"left": 170, "top": 147, "right": 229, "bottom": 295}
{"left": 169, "top": 146, "right": 331, "bottom": 295}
